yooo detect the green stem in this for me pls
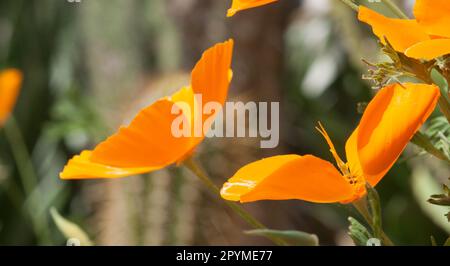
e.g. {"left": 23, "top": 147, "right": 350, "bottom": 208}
{"left": 438, "top": 96, "right": 450, "bottom": 124}
{"left": 4, "top": 118, "right": 37, "bottom": 194}
{"left": 380, "top": 0, "right": 409, "bottom": 19}
{"left": 408, "top": 67, "right": 450, "bottom": 159}
{"left": 339, "top": 0, "right": 359, "bottom": 12}
{"left": 366, "top": 184, "right": 382, "bottom": 239}
{"left": 353, "top": 198, "right": 394, "bottom": 246}
{"left": 411, "top": 131, "right": 450, "bottom": 163}
{"left": 183, "top": 157, "right": 286, "bottom": 246}
{"left": 428, "top": 67, "right": 450, "bottom": 124}
{"left": 3, "top": 116, "right": 51, "bottom": 244}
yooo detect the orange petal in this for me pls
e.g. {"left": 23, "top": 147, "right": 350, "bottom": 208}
{"left": 91, "top": 98, "right": 194, "bottom": 168}
{"left": 170, "top": 86, "right": 196, "bottom": 129}
{"left": 91, "top": 40, "right": 234, "bottom": 168}
{"left": 170, "top": 86, "right": 203, "bottom": 159}
{"left": 405, "top": 39, "right": 450, "bottom": 60}
{"left": 0, "top": 69, "right": 23, "bottom": 127}
{"left": 345, "top": 127, "right": 362, "bottom": 179}
{"left": 358, "top": 6, "right": 429, "bottom": 52}
{"left": 61, "top": 41, "right": 234, "bottom": 179}
{"left": 414, "top": 0, "right": 450, "bottom": 38}
{"left": 60, "top": 151, "right": 156, "bottom": 179}
{"left": 355, "top": 83, "right": 440, "bottom": 186}
{"left": 191, "top": 39, "right": 233, "bottom": 107}
{"left": 220, "top": 154, "right": 355, "bottom": 203}
{"left": 227, "top": 0, "right": 278, "bottom": 17}
{"left": 190, "top": 39, "right": 233, "bottom": 143}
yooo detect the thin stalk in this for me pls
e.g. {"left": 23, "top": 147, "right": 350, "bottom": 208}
{"left": 438, "top": 96, "right": 450, "bottom": 124}
{"left": 430, "top": 67, "right": 450, "bottom": 124}
{"left": 353, "top": 198, "right": 394, "bottom": 246}
{"left": 339, "top": 0, "right": 359, "bottom": 12}
{"left": 4, "top": 118, "right": 38, "bottom": 194}
{"left": 380, "top": 0, "right": 409, "bottom": 19}
{"left": 183, "top": 157, "right": 286, "bottom": 246}
{"left": 366, "top": 184, "right": 382, "bottom": 240}
{"left": 411, "top": 131, "right": 450, "bottom": 164}
{"left": 3, "top": 116, "right": 51, "bottom": 244}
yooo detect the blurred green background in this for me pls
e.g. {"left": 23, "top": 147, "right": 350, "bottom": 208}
{"left": 0, "top": 0, "right": 448, "bottom": 245}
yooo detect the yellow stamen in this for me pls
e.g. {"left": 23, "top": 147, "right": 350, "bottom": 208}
{"left": 315, "top": 122, "right": 349, "bottom": 175}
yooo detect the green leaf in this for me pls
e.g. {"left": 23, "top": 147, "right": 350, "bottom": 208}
{"left": 50, "top": 207, "right": 93, "bottom": 246}
{"left": 245, "top": 229, "right": 319, "bottom": 246}
{"left": 411, "top": 131, "right": 450, "bottom": 164}
{"left": 348, "top": 217, "right": 372, "bottom": 246}
{"left": 366, "top": 184, "right": 382, "bottom": 240}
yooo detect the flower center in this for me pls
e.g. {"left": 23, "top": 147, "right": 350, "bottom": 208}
{"left": 316, "top": 122, "right": 366, "bottom": 192}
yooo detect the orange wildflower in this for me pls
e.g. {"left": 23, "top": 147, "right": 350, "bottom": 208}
{"left": 227, "top": 0, "right": 278, "bottom": 17}
{"left": 60, "top": 40, "right": 234, "bottom": 179}
{"left": 0, "top": 69, "right": 23, "bottom": 128}
{"left": 358, "top": 0, "right": 450, "bottom": 60}
{"left": 220, "top": 83, "right": 440, "bottom": 203}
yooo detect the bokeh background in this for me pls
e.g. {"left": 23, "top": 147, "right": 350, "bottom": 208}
{"left": 0, "top": 0, "right": 448, "bottom": 245}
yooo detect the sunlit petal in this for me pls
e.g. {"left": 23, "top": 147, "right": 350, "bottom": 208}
{"left": 405, "top": 38, "right": 450, "bottom": 60}
{"left": 227, "top": 0, "right": 278, "bottom": 17}
{"left": 358, "top": 6, "right": 429, "bottom": 52}
{"left": 414, "top": 0, "right": 450, "bottom": 38}
{"left": 345, "top": 127, "right": 362, "bottom": 179}
{"left": 60, "top": 40, "right": 234, "bottom": 179}
{"left": 60, "top": 151, "right": 156, "bottom": 179}
{"left": 190, "top": 39, "right": 234, "bottom": 146}
{"left": 191, "top": 39, "right": 233, "bottom": 108}
{"left": 356, "top": 83, "right": 440, "bottom": 186}
{"left": 220, "top": 154, "right": 355, "bottom": 203}
{"left": 91, "top": 98, "right": 193, "bottom": 168}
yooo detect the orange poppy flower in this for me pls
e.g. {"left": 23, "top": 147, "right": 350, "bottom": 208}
{"left": 60, "top": 40, "right": 234, "bottom": 179}
{"left": 227, "top": 0, "right": 278, "bottom": 17}
{"left": 0, "top": 69, "right": 23, "bottom": 128}
{"left": 358, "top": 0, "right": 450, "bottom": 60}
{"left": 220, "top": 83, "right": 440, "bottom": 203}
